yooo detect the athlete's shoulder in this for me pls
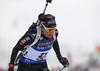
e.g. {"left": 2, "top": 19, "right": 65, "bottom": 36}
{"left": 26, "top": 28, "right": 37, "bottom": 39}
{"left": 27, "top": 28, "right": 37, "bottom": 33}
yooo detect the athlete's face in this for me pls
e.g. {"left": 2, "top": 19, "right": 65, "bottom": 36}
{"left": 41, "top": 26, "right": 56, "bottom": 38}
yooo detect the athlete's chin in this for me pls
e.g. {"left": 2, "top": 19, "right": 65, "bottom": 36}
{"left": 47, "top": 35, "right": 52, "bottom": 38}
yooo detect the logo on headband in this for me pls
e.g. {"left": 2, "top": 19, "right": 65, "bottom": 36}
{"left": 41, "top": 21, "right": 56, "bottom": 25}
{"left": 47, "top": 21, "right": 56, "bottom": 25}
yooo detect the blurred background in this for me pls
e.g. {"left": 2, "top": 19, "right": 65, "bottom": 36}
{"left": 0, "top": 0, "right": 100, "bottom": 71}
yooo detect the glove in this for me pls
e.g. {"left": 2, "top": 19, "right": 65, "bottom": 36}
{"left": 58, "top": 56, "right": 70, "bottom": 67}
{"left": 8, "top": 63, "right": 14, "bottom": 71}
{"left": 46, "top": 0, "right": 52, "bottom": 3}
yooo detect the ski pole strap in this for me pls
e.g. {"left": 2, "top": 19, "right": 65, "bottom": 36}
{"left": 9, "top": 63, "right": 14, "bottom": 67}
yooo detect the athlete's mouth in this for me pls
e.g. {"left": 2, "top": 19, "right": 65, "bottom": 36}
{"left": 49, "top": 34, "right": 52, "bottom": 36}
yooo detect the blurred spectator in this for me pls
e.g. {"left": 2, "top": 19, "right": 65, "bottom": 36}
{"left": 50, "top": 67, "right": 56, "bottom": 71}
{"left": 0, "top": 67, "right": 5, "bottom": 71}
{"left": 73, "top": 65, "right": 82, "bottom": 71}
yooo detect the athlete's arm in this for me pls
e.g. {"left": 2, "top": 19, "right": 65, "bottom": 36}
{"left": 53, "top": 39, "right": 62, "bottom": 57}
{"left": 9, "top": 30, "right": 36, "bottom": 65}
{"left": 52, "top": 29, "right": 61, "bottom": 56}
{"left": 53, "top": 29, "right": 70, "bottom": 67}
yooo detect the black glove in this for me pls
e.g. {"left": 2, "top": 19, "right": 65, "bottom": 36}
{"left": 8, "top": 67, "right": 14, "bottom": 71}
{"left": 8, "top": 63, "right": 14, "bottom": 71}
{"left": 46, "top": 0, "right": 52, "bottom": 3}
{"left": 58, "top": 56, "right": 70, "bottom": 67}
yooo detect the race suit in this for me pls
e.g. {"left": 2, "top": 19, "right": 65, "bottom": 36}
{"left": 9, "top": 28, "right": 62, "bottom": 71}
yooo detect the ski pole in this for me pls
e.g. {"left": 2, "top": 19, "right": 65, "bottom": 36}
{"left": 37, "top": 2, "right": 49, "bottom": 26}
{"left": 60, "top": 66, "right": 69, "bottom": 71}
{"left": 37, "top": 0, "right": 51, "bottom": 26}
{"left": 43, "top": 2, "right": 48, "bottom": 14}
{"left": 43, "top": 0, "right": 52, "bottom": 14}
